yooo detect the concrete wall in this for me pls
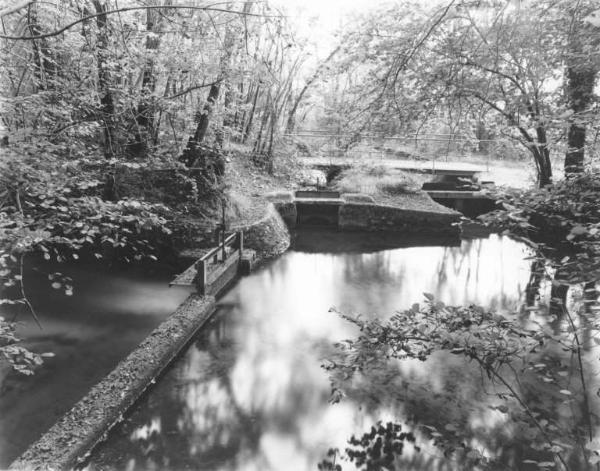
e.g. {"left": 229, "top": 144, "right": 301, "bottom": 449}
{"left": 296, "top": 202, "right": 339, "bottom": 226}
{"left": 204, "top": 252, "right": 241, "bottom": 297}
{"left": 12, "top": 204, "right": 291, "bottom": 471}
{"left": 272, "top": 201, "right": 297, "bottom": 227}
{"left": 339, "top": 203, "right": 460, "bottom": 236}
{"left": 431, "top": 196, "right": 497, "bottom": 219}
{"left": 11, "top": 295, "right": 216, "bottom": 471}
{"left": 266, "top": 190, "right": 460, "bottom": 235}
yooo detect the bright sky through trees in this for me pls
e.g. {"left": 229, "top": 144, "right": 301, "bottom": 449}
{"left": 270, "top": 0, "right": 381, "bottom": 52}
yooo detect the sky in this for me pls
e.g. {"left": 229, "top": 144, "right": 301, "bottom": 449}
{"left": 270, "top": 0, "right": 383, "bottom": 50}
{"left": 273, "top": 0, "right": 377, "bottom": 22}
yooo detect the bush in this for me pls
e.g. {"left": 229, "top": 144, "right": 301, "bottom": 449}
{"left": 334, "top": 168, "right": 419, "bottom": 195}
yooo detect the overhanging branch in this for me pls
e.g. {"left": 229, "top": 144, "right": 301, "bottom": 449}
{"left": 0, "top": 4, "right": 279, "bottom": 41}
{"left": 0, "top": 0, "right": 34, "bottom": 18}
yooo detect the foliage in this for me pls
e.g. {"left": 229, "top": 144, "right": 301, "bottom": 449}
{"left": 0, "top": 316, "right": 53, "bottom": 375}
{"left": 0, "top": 0, "right": 313, "bottom": 375}
{"left": 318, "top": 422, "right": 420, "bottom": 471}
{"left": 325, "top": 294, "right": 600, "bottom": 470}
{"left": 318, "top": 0, "right": 600, "bottom": 185}
{"left": 333, "top": 167, "right": 421, "bottom": 196}
{"left": 0, "top": 145, "right": 173, "bottom": 373}
{"left": 481, "top": 170, "right": 600, "bottom": 284}
{"left": 0, "top": 0, "right": 319, "bottom": 175}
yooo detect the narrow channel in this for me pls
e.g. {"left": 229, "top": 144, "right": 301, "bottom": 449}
{"left": 0, "top": 263, "right": 192, "bottom": 467}
{"left": 85, "top": 229, "right": 534, "bottom": 470}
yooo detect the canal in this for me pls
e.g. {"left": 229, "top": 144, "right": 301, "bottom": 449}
{"left": 0, "top": 263, "right": 192, "bottom": 467}
{"left": 84, "top": 229, "right": 553, "bottom": 470}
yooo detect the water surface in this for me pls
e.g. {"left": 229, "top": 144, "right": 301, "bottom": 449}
{"left": 87, "top": 230, "right": 539, "bottom": 470}
{"left": 0, "top": 262, "right": 192, "bottom": 466}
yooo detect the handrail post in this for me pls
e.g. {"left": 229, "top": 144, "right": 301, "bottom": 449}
{"left": 237, "top": 231, "right": 244, "bottom": 255}
{"left": 195, "top": 259, "right": 207, "bottom": 295}
{"left": 221, "top": 230, "right": 226, "bottom": 262}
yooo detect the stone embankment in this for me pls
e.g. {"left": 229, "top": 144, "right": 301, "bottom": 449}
{"left": 266, "top": 190, "right": 461, "bottom": 236}
{"left": 11, "top": 295, "right": 216, "bottom": 471}
{"left": 12, "top": 192, "right": 458, "bottom": 470}
{"left": 11, "top": 205, "right": 290, "bottom": 471}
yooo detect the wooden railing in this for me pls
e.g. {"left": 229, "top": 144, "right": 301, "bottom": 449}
{"left": 195, "top": 231, "right": 244, "bottom": 294}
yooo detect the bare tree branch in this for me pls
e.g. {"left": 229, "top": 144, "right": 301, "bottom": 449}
{"left": 0, "top": 0, "right": 34, "bottom": 18}
{"left": 165, "top": 80, "right": 222, "bottom": 99}
{"left": 0, "top": 4, "right": 280, "bottom": 41}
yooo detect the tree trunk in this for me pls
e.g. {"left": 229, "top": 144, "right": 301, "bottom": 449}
{"left": 231, "top": 81, "right": 245, "bottom": 140}
{"left": 532, "top": 126, "right": 552, "bottom": 187}
{"left": 179, "top": 0, "right": 253, "bottom": 165}
{"left": 525, "top": 258, "right": 545, "bottom": 307}
{"left": 285, "top": 46, "right": 340, "bottom": 133}
{"left": 535, "top": 148, "right": 552, "bottom": 187}
{"left": 243, "top": 84, "right": 260, "bottom": 143}
{"left": 565, "top": 65, "right": 596, "bottom": 174}
{"left": 194, "top": 82, "right": 221, "bottom": 144}
{"left": 27, "top": 4, "right": 52, "bottom": 91}
{"left": 218, "top": 82, "right": 234, "bottom": 148}
{"left": 131, "top": 3, "right": 167, "bottom": 156}
{"left": 475, "top": 120, "right": 489, "bottom": 153}
{"left": 253, "top": 95, "right": 271, "bottom": 156}
{"left": 286, "top": 89, "right": 304, "bottom": 134}
{"left": 180, "top": 82, "right": 221, "bottom": 166}
{"left": 92, "top": 0, "right": 116, "bottom": 159}
{"left": 549, "top": 267, "right": 569, "bottom": 327}
{"left": 266, "top": 105, "right": 277, "bottom": 174}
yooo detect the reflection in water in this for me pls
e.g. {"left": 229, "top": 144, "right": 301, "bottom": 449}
{"left": 0, "top": 263, "right": 192, "bottom": 467}
{"left": 87, "top": 231, "right": 544, "bottom": 470}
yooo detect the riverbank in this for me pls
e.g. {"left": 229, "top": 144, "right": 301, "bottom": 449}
{"left": 0, "top": 265, "right": 193, "bottom": 467}
{"left": 11, "top": 295, "right": 217, "bottom": 471}
{"left": 9, "top": 202, "right": 290, "bottom": 470}
{"left": 171, "top": 148, "right": 457, "bottom": 255}
{"left": 3, "top": 147, "right": 461, "bottom": 469}
{"left": 85, "top": 229, "right": 539, "bottom": 471}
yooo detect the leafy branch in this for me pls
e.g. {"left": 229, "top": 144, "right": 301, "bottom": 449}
{"left": 326, "top": 294, "right": 599, "bottom": 470}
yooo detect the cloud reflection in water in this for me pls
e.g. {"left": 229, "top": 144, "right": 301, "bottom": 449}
{"left": 88, "top": 234, "right": 535, "bottom": 470}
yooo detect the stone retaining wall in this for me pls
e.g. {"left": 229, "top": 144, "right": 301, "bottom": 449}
{"left": 339, "top": 203, "right": 460, "bottom": 236}
{"left": 11, "top": 204, "right": 291, "bottom": 471}
{"left": 271, "top": 201, "right": 297, "bottom": 227}
{"left": 233, "top": 204, "right": 290, "bottom": 257}
{"left": 11, "top": 295, "right": 216, "bottom": 471}
{"left": 266, "top": 190, "right": 460, "bottom": 235}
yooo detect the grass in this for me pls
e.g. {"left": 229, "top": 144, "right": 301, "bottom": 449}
{"left": 333, "top": 165, "right": 423, "bottom": 196}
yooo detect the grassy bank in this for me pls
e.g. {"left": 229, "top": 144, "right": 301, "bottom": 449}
{"left": 331, "top": 165, "right": 455, "bottom": 213}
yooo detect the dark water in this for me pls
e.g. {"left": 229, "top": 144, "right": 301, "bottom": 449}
{"left": 84, "top": 230, "right": 567, "bottom": 471}
{"left": 0, "top": 263, "right": 192, "bottom": 467}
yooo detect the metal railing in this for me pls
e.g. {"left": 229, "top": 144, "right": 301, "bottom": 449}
{"left": 195, "top": 231, "right": 244, "bottom": 294}
{"left": 284, "top": 131, "right": 496, "bottom": 170}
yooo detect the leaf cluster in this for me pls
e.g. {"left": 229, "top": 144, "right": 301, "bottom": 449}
{"left": 481, "top": 170, "right": 600, "bottom": 283}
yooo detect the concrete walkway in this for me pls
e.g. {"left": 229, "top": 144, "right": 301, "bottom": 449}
{"left": 302, "top": 156, "right": 537, "bottom": 188}
{"left": 303, "top": 156, "right": 486, "bottom": 175}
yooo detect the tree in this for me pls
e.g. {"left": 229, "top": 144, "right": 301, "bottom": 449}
{"left": 92, "top": 0, "right": 117, "bottom": 159}
{"left": 285, "top": 45, "right": 340, "bottom": 134}
{"left": 0, "top": 0, "right": 296, "bottom": 375}
{"left": 323, "top": 0, "right": 600, "bottom": 187}
{"left": 564, "top": 2, "right": 600, "bottom": 175}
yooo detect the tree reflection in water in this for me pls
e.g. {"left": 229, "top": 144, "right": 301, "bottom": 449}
{"left": 86, "top": 231, "right": 580, "bottom": 471}
{"left": 327, "top": 288, "right": 600, "bottom": 470}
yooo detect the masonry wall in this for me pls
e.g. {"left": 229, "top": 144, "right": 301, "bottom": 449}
{"left": 234, "top": 204, "right": 291, "bottom": 257}
{"left": 272, "top": 201, "right": 297, "bottom": 227}
{"left": 338, "top": 203, "right": 460, "bottom": 236}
